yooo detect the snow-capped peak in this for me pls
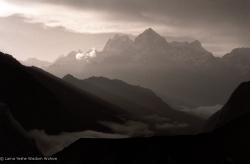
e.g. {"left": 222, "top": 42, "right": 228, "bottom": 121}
{"left": 85, "top": 48, "right": 97, "bottom": 58}
{"left": 75, "top": 50, "right": 84, "bottom": 60}
{"left": 75, "top": 48, "right": 97, "bottom": 60}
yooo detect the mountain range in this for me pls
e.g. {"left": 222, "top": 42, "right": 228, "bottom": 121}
{"left": 46, "top": 28, "right": 250, "bottom": 107}
{"left": 63, "top": 75, "right": 203, "bottom": 135}
{"left": 0, "top": 51, "right": 128, "bottom": 134}
{"left": 54, "top": 80, "right": 250, "bottom": 164}
{"left": 0, "top": 51, "right": 202, "bottom": 137}
{"left": 1, "top": 50, "right": 250, "bottom": 163}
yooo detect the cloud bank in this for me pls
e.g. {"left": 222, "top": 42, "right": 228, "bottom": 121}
{"left": 0, "top": 0, "right": 249, "bottom": 56}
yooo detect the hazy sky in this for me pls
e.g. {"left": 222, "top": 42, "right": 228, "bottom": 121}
{"left": 0, "top": 0, "right": 249, "bottom": 61}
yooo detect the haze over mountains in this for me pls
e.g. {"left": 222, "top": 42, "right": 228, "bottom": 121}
{"left": 54, "top": 80, "right": 250, "bottom": 164}
{"left": 1, "top": 39, "right": 250, "bottom": 163}
{"left": 0, "top": 51, "right": 127, "bottom": 134}
{"left": 0, "top": 50, "right": 205, "bottom": 158}
{"left": 2, "top": 50, "right": 250, "bottom": 159}
{"left": 0, "top": 51, "right": 203, "bottom": 137}
{"left": 21, "top": 58, "right": 51, "bottom": 69}
{"left": 45, "top": 28, "right": 250, "bottom": 107}
{"left": 1, "top": 0, "right": 250, "bottom": 162}
{"left": 63, "top": 75, "right": 203, "bottom": 135}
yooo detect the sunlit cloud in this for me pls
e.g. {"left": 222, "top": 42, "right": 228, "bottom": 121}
{"left": 0, "top": 0, "right": 26, "bottom": 16}
{"left": 0, "top": 1, "right": 197, "bottom": 37}
{"left": 0, "top": 0, "right": 249, "bottom": 57}
{"left": 0, "top": 0, "right": 164, "bottom": 34}
{"left": 75, "top": 48, "right": 97, "bottom": 61}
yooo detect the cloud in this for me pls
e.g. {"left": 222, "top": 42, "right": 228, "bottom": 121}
{"left": 156, "top": 122, "right": 188, "bottom": 130}
{"left": 0, "top": 0, "right": 250, "bottom": 55}
{"left": 0, "top": 0, "right": 164, "bottom": 34}
{"left": 101, "top": 120, "right": 154, "bottom": 137}
{"left": 0, "top": 15, "right": 114, "bottom": 61}
{"left": 7, "top": 0, "right": 250, "bottom": 28}
{"left": 29, "top": 129, "right": 128, "bottom": 156}
{"left": 179, "top": 105, "right": 222, "bottom": 119}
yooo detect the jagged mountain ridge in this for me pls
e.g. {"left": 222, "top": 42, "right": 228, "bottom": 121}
{"left": 222, "top": 48, "right": 250, "bottom": 76}
{"left": 63, "top": 75, "right": 203, "bottom": 134}
{"left": 48, "top": 28, "right": 215, "bottom": 72}
{"left": 47, "top": 28, "right": 249, "bottom": 107}
{"left": 1, "top": 51, "right": 250, "bottom": 163}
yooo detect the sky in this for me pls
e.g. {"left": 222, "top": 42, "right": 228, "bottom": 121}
{"left": 0, "top": 0, "right": 249, "bottom": 61}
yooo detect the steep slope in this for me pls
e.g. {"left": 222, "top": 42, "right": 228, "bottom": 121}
{"left": 53, "top": 81, "right": 250, "bottom": 164}
{"left": 205, "top": 81, "right": 250, "bottom": 163}
{"left": 63, "top": 75, "right": 173, "bottom": 115}
{"left": 134, "top": 28, "right": 169, "bottom": 56}
{"left": 63, "top": 75, "right": 204, "bottom": 134}
{"left": 103, "top": 34, "right": 134, "bottom": 55}
{"left": 0, "top": 51, "right": 127, "bottom": 134}
{"left": 207, "top": 81, "right": 250, "bottom": 129}
{"left": 222, "top": 48, "right": 250, "bottom": 76}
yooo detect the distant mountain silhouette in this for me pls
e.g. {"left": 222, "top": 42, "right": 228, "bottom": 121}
{"left": 21, "top": 58, "right": 51, "bottom": 69}
{"left": 222, "top": 48, "right": 250, "bottom": 76}
{"left": 63, "top": 75, "right": 203, "bottom": 134}
{"left": 103, "top": 34, "right": 134, "bottom": 55}
{"left": 0, "top": 51, "right": 128, "bottom": 134}
{"left": 47, "top": 28, "right": 250, "bottom": 107}
{"left": 53, "top": 81, "right": 250, "bottom": 164}
{"left": 134, "top": 28, "right": 169, "bottom": 54}
{"left": 63, "top": 75, "right": 173, "bottom": 116}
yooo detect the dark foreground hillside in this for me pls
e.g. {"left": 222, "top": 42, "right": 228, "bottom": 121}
{"left": 0, "top": 51, "right": 250, "bottom": 163}
{"left": 0, "top": 51, "right": 127, "bottom": 134}
{"left": 63, "top": 75, "right": 203, "bottom": 134}
{"left": 54, "top": 81, "right": 250, "bottom": 164}
{"left": 0, "top": 103, "right": 40, "bottom": 157}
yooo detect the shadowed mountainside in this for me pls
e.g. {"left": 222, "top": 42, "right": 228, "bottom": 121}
{"left": 1, "top": 51, "right": 250, "bottom": 163}
{"left": 47, "top": 28, "right": 249, "bottom": 107}
{"left": 0, "top": 51, "right": 129, "bottom": 134}
{"left": 0, "top": 103, "right": 41, "bottom": 157}
{"left": 205, "top": 81, "right": 250, "bottom": 162}
{"left": 63, "top": 75, "right": 203, "bottom": 134}
{"left": 54, "top": 81, "right": 250, "bottom": 164}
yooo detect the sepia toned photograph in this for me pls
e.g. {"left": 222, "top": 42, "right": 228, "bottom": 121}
{"left": 0, "top": 0, "right": 250, "bottom": 163}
